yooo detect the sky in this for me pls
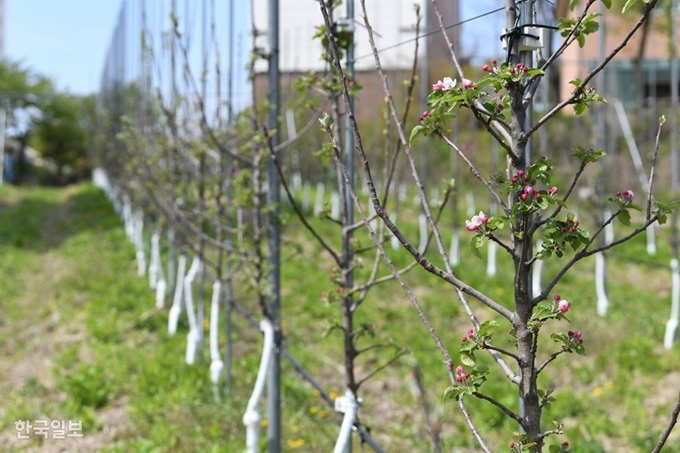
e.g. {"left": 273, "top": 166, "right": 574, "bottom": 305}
{"left": 6, "top": 0, "right": 122, "bottom": 94}
{"left": 3, "top": 0, "right": 507, "bottom": 96}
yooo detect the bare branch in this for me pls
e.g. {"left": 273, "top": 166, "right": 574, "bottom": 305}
{"left": 473, "top": 391, "right": 523, "bottom": 424}
{"left": 647, "top": 118, "right": 664, "bottom": 220}
{"left": 652, "top": 389, "right": 680, "bottom": 453}
{"left": 527, "top": 0, "right": 660, "bottom": 140}
{"left": 430, "top": 0, "right": 516, "bottom": 161}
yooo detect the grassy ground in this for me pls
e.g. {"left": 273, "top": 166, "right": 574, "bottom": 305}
{"left": 1, "top": 183, "right": 680, "bottom": 452}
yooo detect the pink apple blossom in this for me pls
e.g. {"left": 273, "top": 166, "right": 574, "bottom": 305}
{"left": 558, "top": 299, "right": 571, "bottom": 313}
{"left": 432, "top": 76, "right": 456, "bottom": 91}
{"left": 465, "top": 211, "right": 488, "bottom": 231}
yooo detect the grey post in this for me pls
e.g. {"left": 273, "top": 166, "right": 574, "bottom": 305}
{"left": 266, "top": 0, "right": 281, "bottom": 451}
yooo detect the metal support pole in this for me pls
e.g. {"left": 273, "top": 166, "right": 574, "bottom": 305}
{"left": 595, "top": 1, "right": 610, "bottom": 316}
{"left": 666, "top": 0, "right": 679, "bottom": 348}
{"left": 0, "top": 0, "right": 5, "bottom": 186}
{"left": 224, "top": 0, "right": 236, "bottom": 396}
{"left": 266, "top": 0, "right": 281, "bottom": 450}
{"left": 341, "top": 1, "right": 356, "bottom": 451}
{"left": 672, "top": 0, "right": 678, "bottom": 198}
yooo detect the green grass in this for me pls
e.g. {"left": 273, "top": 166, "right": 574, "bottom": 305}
{"left": 1, "top": 183, "right": 680, "bottom": 452}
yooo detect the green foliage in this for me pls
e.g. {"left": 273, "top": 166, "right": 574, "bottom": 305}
{"left": 30, "top": 93, "right": 95, "bottom": 174}
{"left": 623, "top": 0, "right": 652, "bottom": 14}
{"left": 0, "top": 59, "right": 53, "bottom": 127}
{"left": 558, "top": 13, "right": 602, "bottom": 48}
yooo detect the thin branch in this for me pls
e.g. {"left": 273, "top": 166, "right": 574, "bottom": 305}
{"left": 489, "top": 234, "right": 514, "bottom": 256}
{"left": 458, "top": 399, "right": 492, "bottom": 453}
{"left": 430, "top": 0, "right": 516, "bottom": 162}
{"left": 360, "top": 4, "right": 454, "bottom": 275}
{"left": 458, "top": 293, "right": 520, "bottom": 385}
{"left": 536, "top": 350, "right": 565, "bottom": 375}
{"left": 647, "top": 118, "right": 664, "bottom": 221}
{"left": 320, "top": 0, "right": 514, "bottom": 322}
{"left": 527, "top": 0, "right": 660, "bottom": 140}
{"left": 651, "top": 389, "right": 680, "bottom": 453}
{"left": 267, "top": 134, "right": 342, "bottom": 265}
{"left": 531, "top": 160, "right": 587, "bottom": 235}
{"left": 356, "top": 349, "right": 408, "bottom": 389}
{"left": 313, "top": 3, "right": 458, "bottom": 383}
{"left": 534, "top": 215, "right": 659, "bottom": 305}
{"left": 483, "top": 343, "right": 521, "bottom": 363}
{"left": 473, "top": 391, "right": 523, "bottom": 424}
{"left": 438, "top": 132, "right": 509, "bottom": 215}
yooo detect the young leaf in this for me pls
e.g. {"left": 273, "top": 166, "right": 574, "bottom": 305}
{"left": 409, "top": 125, "right": 424, "bottom": 146}
{"left": 461, "top": 351, "right": 476, "bottom": 366}
{"left": 601, "top": 0, "right": 612, "bottom": 8}
{"left": 618, "top": 209, "right": 631, "bottom": 226}
{"left": 622, "top": 0, "right": 638, "bottom": 13}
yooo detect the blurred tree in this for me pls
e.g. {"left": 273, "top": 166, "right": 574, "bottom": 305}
{"left": 0, "top": 59, "right": 53, "bottom": 183}
{"left": 30, "top": 94, "right": 95, "bottom": 181}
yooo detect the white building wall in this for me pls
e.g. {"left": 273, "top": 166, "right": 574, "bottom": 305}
{"left": 252, "top": 0, "right": 427, "bottom": 73}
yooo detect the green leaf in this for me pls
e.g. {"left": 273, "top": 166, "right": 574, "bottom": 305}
{"left": 569, "top": 0, "right": 579, "bottom": 10}
{"left": 658, "top": 214, "right": 668, "bottom": 225}
{"left": 549, "top": 445, "right": 561, "bottom": 453}
{"left": 573, "top": 102, "right": 587, "bottom": 115}
{"left": 477, "top": 320, "right": 499, "bottom": 337}
{"left": 442, "top": 386, "right": 457, "bottom": 401}
{"left": 576, "top": 33, "right": 586, "bottom": 48}
{"left": 618, "top": 209, "right": 631, "bottom": 226}
{"left": 409, "top": 125, "right": 424, "bottom": 146}
{"left": 622, "top": 0, "right": 638, "bottom": 13}
{"left": 469, "top": 234, "right": 484, "bottom": 259}
{"left": 487, "top": 215, "right": 507, "bottom": 230}
{"left": 601, "top": 0, "right": 612, "bottom": 8}
{"left": 461, "top": 351, "right": 476, "bottom": 366}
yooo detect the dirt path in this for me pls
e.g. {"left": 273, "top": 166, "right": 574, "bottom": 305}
{"left": 0, "top": 186, "right": 131, "bottom": 452}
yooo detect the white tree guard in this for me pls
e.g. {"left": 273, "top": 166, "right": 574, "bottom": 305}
{"left": 465, "top": 191, "right": 476, "bottom": 217}
{"left": 168, "top": 255, "right": 187, "bottom": 336}
{"left": 302, "top": 182, "right": 311, "bottom": 212}
{"left": 430, "top": 187, "right": 440, "bottom": 207}
{"left": 123, "top": 196, "right": 132, "bottom": 240}
{"left": 665, "top": 258, "right": 680, "bottom": 349}
{"left": 209, "top": 281, "right": 224, "bottom": 384}
{"left": 243, "top": 319, "right": 275, "bottom": 453}
{"left": 331, "top": 191, "right": 340, "bottom": 221}
{"left": 604, "top": 209, "right": 614, "bottom": 244}
{"left": 647, "top": 223, "right": 657, "bottom": 255}
{"left": 390, "top": 212, "right": 399, "bottom": 250}
{"left": 596, "top": 253, "right": 609, "bottom": 316}
{"left": 292, "top": 172, "right": 302, "bottom": 191}
{"left": 368, "top": 199, "right": 378, "bottom": 233}
{"left": 612, "top": 101, "right": 659, "bottom": 255}
{"left": 156, "top": 279, "right": 167, "bottom": 309}
{"left": 333, "top": 389, "right": 360, "bottom": 453}
{"left": 532, "top": 239, "right": 543, "bottom": 298}
{"left": 449, "top": 230, "right": 460, "bottom": 266}
{"left": 148, "top": 233, "right": 160, "bottom": 290}
{"left": 487, "top": 241, "right": 497, "bottom": 277}
{"left": 417, "top": 213, "right": 428, "bottom": 254}
{"left": 134, "top": 210, "right": 146, "bottom": 277}
{"left": 398, "top": 183, "right": 407, "bottom": 202}
{"left": 183, "top": 257, "right": 203, "bottom": 365}
{"left": 314, "top": 182, "right": 326, "bottom": 217}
